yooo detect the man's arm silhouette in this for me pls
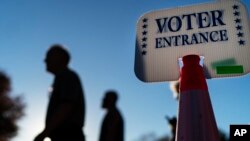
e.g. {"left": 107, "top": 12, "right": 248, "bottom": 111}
{"left": 34, "top": 103, "right": 73, "bottom": 141}
{"left": 106, "top": 116, "right": 121, "bottom": 141}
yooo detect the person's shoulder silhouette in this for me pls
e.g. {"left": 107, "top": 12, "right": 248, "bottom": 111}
{"left": 99, "top": 90, "right": 124, "bottom": 141}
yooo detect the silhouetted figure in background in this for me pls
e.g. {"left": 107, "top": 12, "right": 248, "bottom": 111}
{"left": 34, "top": 44, "right": 86, "bottom": 141}
{"left": 99, "top": 90, "right": 124, "bottom": 141}
{"left": 0, "top": 71, "right": 24, "bottom": 141}
{"left": 166, "top": 81, "right": 180, "bottom": 141}
{"left": 166, "top": 116, "right": 177, "bottom": 141}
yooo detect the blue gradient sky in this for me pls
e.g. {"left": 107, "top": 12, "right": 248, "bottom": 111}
{"left": 0, "top": 0, "right": 249, "bottom": 141}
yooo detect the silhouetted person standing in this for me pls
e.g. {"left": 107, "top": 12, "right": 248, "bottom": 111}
{"left": 99, "top": 90, "right": 124, "bottom": 141}
{"left": 166, "top": 116, "right": 177, "bottom": 141}
{"left": 34, "top": 44, "right": 86, "bottom": 141}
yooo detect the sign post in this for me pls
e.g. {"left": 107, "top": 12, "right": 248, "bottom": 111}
{"left": 134, "top": 0, "right": 250, "bottom": 141}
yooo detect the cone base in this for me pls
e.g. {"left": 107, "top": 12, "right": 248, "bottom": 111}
{"left": 176, "top": 90, "right": 220, "bottom": 141}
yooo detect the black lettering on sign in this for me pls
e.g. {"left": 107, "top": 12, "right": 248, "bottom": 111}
{"left": 155, "top": 9, "right": 226, "bottom": 34}
{"left": 155, "top": 29, "right": 228, "bottom": 48}
{"left": 154, "top": 9, "right": 228, "bottom": 48}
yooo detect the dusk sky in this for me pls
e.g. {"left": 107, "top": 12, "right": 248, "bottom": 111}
{"left": 0, "top": 0, "right": 249, "bottom": 141}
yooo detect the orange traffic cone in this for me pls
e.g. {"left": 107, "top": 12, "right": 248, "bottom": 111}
{"left": 176, "top": 55, "right": 220, "bottom": 141}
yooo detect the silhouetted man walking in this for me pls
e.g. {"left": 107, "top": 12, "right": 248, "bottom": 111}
{"left": 99, "top": 90, "right": 124, "bottom": 141}
{"left": 34, "top": 44, "right": 86, "bottom": 141}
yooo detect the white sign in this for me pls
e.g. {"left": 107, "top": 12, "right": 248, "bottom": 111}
{"left": 135, "top": 0, "right": 250, "bottom": 82}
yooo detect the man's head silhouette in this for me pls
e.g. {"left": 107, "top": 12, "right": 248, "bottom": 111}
{"left": 102, "top": 91, "right": 118, "bottom": 110}
{"left": 44, "top": 44, "right": 70, "bottom": 74}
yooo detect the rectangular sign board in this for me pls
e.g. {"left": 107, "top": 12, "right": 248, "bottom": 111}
{"left": 134, "top": 0, "right": 250, "bottom": 82}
